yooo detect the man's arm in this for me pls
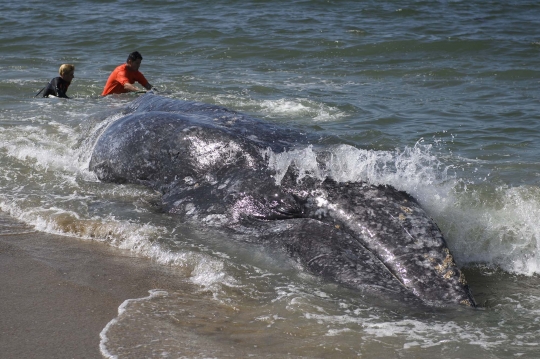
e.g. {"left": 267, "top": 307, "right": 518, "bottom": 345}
{"left": 123, "top": 82, "right": 142, "bottom": 92}
{"left": 123, "top": 82, "right": 152, "bottom": 92}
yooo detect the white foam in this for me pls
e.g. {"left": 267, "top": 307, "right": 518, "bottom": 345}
{"left": 259, "top": 98, "right": 345, "bottom": 122}
{"left": 443, "top": 185, "right": 540, "bottom": 275}
{"left": 213, "top": 95, "right": 345, "bottom": 122}
{"left": 266, "top": 141, "right": 453, "bottom": 203}
{"left": 99, "top": 290, "right": 169, "bottom": 359}
{"left": 264, "top": 145, "right": 322, "bottom": 184}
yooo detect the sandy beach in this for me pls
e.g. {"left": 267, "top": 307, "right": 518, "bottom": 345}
{"left": 0, "top": 224, "right": 183, "bottom": 359}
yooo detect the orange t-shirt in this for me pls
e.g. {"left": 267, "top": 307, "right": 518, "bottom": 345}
{"left": 101, "top": 64, "right": 149, "bottom": 96}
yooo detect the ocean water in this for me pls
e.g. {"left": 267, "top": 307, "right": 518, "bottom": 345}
{"left": 2, "top": 0, "right": 540, "bottom": 357}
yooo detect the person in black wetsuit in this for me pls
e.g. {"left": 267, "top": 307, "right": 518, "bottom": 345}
{"left": 38, "top": 64, "right": 75, "bottom": 98}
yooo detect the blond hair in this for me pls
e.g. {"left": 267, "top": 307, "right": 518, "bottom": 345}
{"left": 59, "top": 64, "right": 75, "bottom": 76}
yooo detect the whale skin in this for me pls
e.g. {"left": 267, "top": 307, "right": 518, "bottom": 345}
{"left": 89, "top": 93, "right": 475, "bottom": 307}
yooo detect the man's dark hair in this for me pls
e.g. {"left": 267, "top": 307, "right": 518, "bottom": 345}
{"left": 127, "top": 51, "right": 143, "bottom": 63}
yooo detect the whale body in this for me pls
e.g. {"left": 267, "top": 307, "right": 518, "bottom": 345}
{"left": 89, "top": 93, "right": 475, "bottom": 307}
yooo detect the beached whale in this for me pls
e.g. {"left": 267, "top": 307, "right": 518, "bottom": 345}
{"left": 89, "top": 93, "right": 475, "bottom": 307}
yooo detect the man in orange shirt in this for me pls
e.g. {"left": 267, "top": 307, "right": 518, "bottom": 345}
{"left": 102, "top": 51, "right": 153, "bottom": 96}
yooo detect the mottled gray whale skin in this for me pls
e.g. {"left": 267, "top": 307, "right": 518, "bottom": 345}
{"left": 89, "top": 93, "right": 475, "bottom": 307}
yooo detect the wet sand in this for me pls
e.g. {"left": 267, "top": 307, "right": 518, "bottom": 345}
{"left": 0, "top": 226, "right": 183, "bottom": 359}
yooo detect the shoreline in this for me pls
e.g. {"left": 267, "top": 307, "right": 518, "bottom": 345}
{"left": 0, "top": 226, "right": 183, "bottom": 359}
